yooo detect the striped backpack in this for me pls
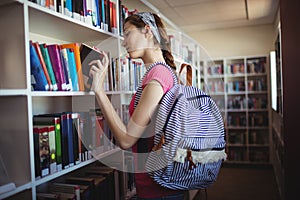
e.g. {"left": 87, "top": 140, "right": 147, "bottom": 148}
{"left": 135, "top": 62, "right": 227, "bottom": 190}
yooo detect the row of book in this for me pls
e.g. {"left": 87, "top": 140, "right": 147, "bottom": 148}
{"left": 30, "top": 40, "right": 112, "bottom": 92}
{"left": 36, "top": 164, "right": 120, "bottom": 200}
{"left": 30, "top": 0, "right": 120, "bottom": 34}
{"left": 207, "top": 59, "right": 266, "bottom": 76}
{"left": 32, "top": 109, "right": 115, "bottom": 179}
{"left": 30, "top": 39, "right": 147, "bottom": 92}
{"left": 168, "top": 34, "right": 196, "bottom": 64}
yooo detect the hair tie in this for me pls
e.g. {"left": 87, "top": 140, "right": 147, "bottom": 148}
{"left": 135, "top": 12, "right": 161, "bottom": 44}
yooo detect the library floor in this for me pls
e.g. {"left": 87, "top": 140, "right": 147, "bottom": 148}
{"left": 129, "top": 164, "right": 281, "bottom": 200}
{"left": 192, "top": 164, "right": 281, "bottom": 200}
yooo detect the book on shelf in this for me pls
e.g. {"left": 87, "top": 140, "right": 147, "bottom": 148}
{"left": 32, "top": 41, "right": 53, "bottom": 91}
{"left": 85, "top": 165, "right": 117, "bottom": 200}
{"left": 33, "top": 126, "right": 50, "bottom": 178}
{"left": 36, "top": 192, "right": 60, "bottom": 200}
{"left": 33, "top": 115, "right": 63, "bottom": 172}
{"left": 30, "top": 40, "right": 49, "bottom": 91}
{"left": 66, "top": 177, "right": 96, "bottom": 200}
{"left": 79, "top": 43, "right": 110, "bottom": 91}
{"left": 39, "top": 43, "right": 58, "bottom": 91}
{"left": 60, "top": 48, "right": 73, "bottom": 91}
{"left": 49, "top": 182, "right": 81, "bottom": 200}
{"left": 61, "top": 43, "right": 84, "bottom": 91}
{"left": 33, "top": 125, "right": 57, "bottom": 175}
{"left": 66, "top": 48, "right": 80, "bottom": 91}
{"left": 47, "top": 44, "right": 68, "bottom": 91}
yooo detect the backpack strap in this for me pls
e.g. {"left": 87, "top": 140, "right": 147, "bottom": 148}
{"left": 133, "top": 62, "right": 178, "bottom": 156}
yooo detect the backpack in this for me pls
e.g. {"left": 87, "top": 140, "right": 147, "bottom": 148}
{"left": 134, "top": 62, "right": 227, "bottom": 190}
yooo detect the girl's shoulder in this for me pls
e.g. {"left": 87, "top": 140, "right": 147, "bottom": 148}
{"left": 142, "top": 63, "right": 174, "bottom": 93}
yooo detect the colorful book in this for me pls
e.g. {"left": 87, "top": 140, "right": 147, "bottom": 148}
{"left": 32, "top": 41, "right": 53, "bottom": 90}
{"left": 66, "top": 48, "right": 79, "bottom": 91}
{"left": 60, "top": 48, "right": 72, "bottom": 91}
{"left": 39, "top": 43, "right": 58, "bottom": 91}
{"left": 60, "top": 43, "right": 84, "bottom": 91}
{"left": 47, "top": 44, "right": 67, "bottom": 91}
{"left": 29, "top": 40, "right": 49, "bottom": 91}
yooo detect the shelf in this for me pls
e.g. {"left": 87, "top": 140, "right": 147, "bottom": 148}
{"left": 203, "top": 55, "right": 271, "bottom": 164}
{"left": 0, "top": 182, "right": 31, "bottom": 200}
{"left": 0, "top": 89, "right": 28, "bottom": 96}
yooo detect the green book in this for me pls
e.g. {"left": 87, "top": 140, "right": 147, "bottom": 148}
{"left": 39, "top": 43, "right": 58, "bottom": 91}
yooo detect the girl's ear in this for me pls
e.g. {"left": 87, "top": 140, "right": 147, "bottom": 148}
{"left": 144, "top": 24, "right": 154, "bottom": 40}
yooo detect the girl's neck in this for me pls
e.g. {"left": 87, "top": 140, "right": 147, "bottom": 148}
{"left": 142, "top": 48, "right": 165, "bottom": 69}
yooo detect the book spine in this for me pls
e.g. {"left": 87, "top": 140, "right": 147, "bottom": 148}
{"left": 48, "top": 125, "right": 57, "bottom": 174}
{"left": 33, "top": 42, "right": 53, "bottom": 90}
{"left": 60, "top": 48, "right": 73, "bottom": 91}
{"left": 39, "top": 43, "right": 58, "bottom": 91}
{"left": 61, "top": 43, "right": 84, "bottom": 91}
{"left": 67, "top": 48, "right": 79, "bottom": 91}
{"left": 47, "top": 44, "right": 67, "bottom": 91}
{"left": 29, "top": 41, "right": 49, "bottom": 91}
{"left": 61, "top": 113, "right": 70, "bottom": 169}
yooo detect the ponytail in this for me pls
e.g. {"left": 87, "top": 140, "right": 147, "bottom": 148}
{"left": 152, "top": 14, "right": 177, "bottom": 71}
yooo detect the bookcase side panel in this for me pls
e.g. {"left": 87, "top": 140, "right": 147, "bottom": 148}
{"left": 0, "top": 3, "right": 27, "bottom": 89}
{"left": 0, "top": 96, "right": 31, "bottom": 186}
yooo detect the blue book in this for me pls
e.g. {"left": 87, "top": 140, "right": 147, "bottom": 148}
{"left": 66, "top": 48, "right": 79, "bottom": 91}
{"left": 29, "top": 41, "right": 49, "bottom": 91}
{"left": 62, "top": 113, "right": 74, "bottom": 167}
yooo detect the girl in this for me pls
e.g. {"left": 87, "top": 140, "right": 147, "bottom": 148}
{"left": 89, "top": 12, "right": 185, "bottom": 200}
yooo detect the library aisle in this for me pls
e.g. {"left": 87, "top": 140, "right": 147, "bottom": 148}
{"left": 195, "top": 164, "right": 281, "bottom": 200}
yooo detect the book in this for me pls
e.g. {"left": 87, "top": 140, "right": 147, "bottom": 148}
{"left": 49, "top": 182, "right": 90, "bottom": 200}
{"left": 66, "top": 48, "right": 79, "bottom": 91}
{"left": 34, "top": 125, "right": 57, "bottom": 175}
{"left": 39, "top": 43, "right": 58, "bottom": 91}
{"left": 29, "top": 40, "right": 49, "bottom": 91}
{"left": 33, "top": 115, "right": 63, "bottom": 171}
{"left": 33, "top": 126, "right": 50, "bottom": 177}
{"left": 36, "top": 192, "right": 60, "bottom": 200}
{"left": 61, "top": 113, "right": 72, "bottom": 167}
{"left": 84, "top": 175, "right": 107, "bottom": 200}
{"left": 60, "top": 43, "right": 84, "bottom": 91}
{"left": 66, "top": 177, "right": 96, "bottom": 200}
{"left": 47, "top": 125, "right": 57, "bottom": 174}
{"left": 49, "top": 183, "right": 81, "bottom": 200}
{"left": 47, "top": 44, "right": 67, "bottom": 91}
{"left": 60, "top": 48, "right": 72, "bottom": 91}
{"left": 85, "top": 166, "right": 116, "bottom": 200}
{"left": 32, "top": 41, "right": 53, "bottom": 90}
{"left": 79, "top": 43, "right": 106, "bottom": 91}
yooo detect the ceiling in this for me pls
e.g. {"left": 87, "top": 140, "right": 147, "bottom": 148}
{"left": 128, "top": 0, "right": 280, "bottom": 33}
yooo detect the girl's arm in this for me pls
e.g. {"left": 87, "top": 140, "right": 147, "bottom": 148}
{"left": 89, "top": 55, "right": 163, "bottom": 149}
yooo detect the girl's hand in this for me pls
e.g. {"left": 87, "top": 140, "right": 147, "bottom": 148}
{"left": 89, "top": 51, "right": 109, "bottom": 93}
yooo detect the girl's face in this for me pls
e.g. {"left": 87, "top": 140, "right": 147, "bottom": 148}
{"left": 122, "top": 22, "right": 149, "bottom": 59}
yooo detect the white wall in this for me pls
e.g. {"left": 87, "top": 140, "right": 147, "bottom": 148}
{"left": 189, "top": 24, "right": 277, "bottom": 59}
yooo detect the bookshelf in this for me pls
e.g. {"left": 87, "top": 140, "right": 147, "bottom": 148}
{"left": 0, "top": 1, "right": 204, "bottom": 199}
{"left": 203, "top": 55, "right": 271, "bottom": 165}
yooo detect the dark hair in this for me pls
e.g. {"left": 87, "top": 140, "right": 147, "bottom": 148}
{"left": 124, "top": 13, "right": 177, "bottom": 71}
